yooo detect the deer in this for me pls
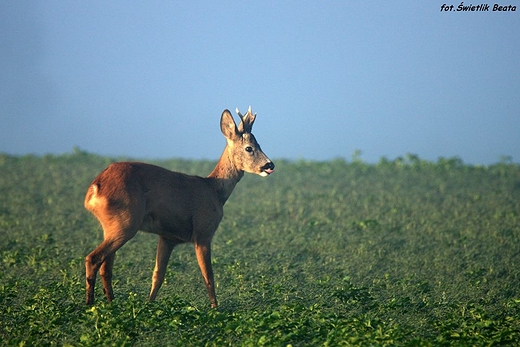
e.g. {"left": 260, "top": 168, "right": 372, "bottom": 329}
{"left": 84, "top": 106, "right": 274, "bottom": 308}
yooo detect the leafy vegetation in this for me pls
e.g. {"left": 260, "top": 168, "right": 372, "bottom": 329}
{"left": 1, "top": 151, "right": 519, "bottom": 346}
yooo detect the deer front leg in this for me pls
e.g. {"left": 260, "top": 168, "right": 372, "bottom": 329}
{"left": 149, "top": 236, "right": 178, "bottom": 301}
{"left": 195, "top": 242, "right": 217, "bottom": 308}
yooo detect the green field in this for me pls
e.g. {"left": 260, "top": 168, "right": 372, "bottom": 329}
{"left": 1, "top": 151, "right": 519, "bottom": 346}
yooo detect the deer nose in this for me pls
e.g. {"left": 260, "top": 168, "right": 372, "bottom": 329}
{"left": 261, "top": 162, "right": 275, "bottom": 175}
{"left": 264, "top": 162, "right": 275, "bottom": 170}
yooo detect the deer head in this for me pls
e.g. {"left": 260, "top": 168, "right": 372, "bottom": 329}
{"left": 220, "top": 106, "right": 275, "bottom": 177}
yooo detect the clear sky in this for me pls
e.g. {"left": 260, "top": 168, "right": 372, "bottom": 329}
{"left": 1, "top": 1, "right": 519, "bottom": 164}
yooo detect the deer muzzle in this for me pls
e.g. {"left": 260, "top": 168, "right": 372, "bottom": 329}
{"left": 260, "top": 162, "right": 275, "bottom": 177}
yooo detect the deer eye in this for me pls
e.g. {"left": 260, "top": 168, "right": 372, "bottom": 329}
{"left": 245, "top": 146, "right": 253, "bottom": 153}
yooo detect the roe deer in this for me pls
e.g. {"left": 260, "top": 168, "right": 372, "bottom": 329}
{"left": 84, "top": 107, "right": 274, "bottom": 308}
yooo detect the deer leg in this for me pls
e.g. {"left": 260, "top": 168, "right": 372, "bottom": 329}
{"left": 99, "top": 253, "right": 115, "bottom": 302}
{"left": 194, "top": 241, "right": 217, "bottom": 308}
{"left": 85, "top": 230, "right": 136, "bottom": 305}
{"left": 149, "top": 236, "right": 179, "bottom": 301}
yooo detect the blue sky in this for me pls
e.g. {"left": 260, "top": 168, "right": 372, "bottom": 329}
{"left": 1, "top": 1, "right": 519, "bottom": 164}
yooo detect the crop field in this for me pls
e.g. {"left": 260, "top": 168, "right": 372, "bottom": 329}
{"left": 1, "top": 151, "right": 519, "bottom": 346}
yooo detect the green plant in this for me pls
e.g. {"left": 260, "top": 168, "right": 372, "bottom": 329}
{"left": 1, "top": 152, "right": 519, "bottom": 345}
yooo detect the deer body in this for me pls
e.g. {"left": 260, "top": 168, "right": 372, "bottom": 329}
{"left": 84, "top": 108, "right": 274, "bottom": 308}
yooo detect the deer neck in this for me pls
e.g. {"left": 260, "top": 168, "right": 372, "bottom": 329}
{"left": 207, "top": 146, "right": 244, "bottom": 204}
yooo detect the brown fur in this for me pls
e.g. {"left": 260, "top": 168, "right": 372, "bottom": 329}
{"left": 84, "top": 108, "right": 274, "bottom": 308}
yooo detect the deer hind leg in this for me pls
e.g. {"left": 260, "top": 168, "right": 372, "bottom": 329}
{"left": 149, "top": 236, "right": 181, "bottom": 301}
{"left": 85, "top": 227, "right": 137, "bottom": 305}
{"left": 99, "top": 252, "right": 115, "bottom": 302}
{"left": 194, "top": 241, "right": 217, "bottom": 308}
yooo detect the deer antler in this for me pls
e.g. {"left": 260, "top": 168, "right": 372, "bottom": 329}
{"left": 236, "top": 106, "right": 256, "bottom": 133}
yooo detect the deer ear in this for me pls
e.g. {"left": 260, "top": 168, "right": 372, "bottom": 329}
{"left": 220, "top": 109, "right": 239, "bottom": 140}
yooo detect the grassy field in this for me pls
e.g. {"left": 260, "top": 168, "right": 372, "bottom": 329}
{"left": 1, "top": 151, "right": 519, "bottom": 346}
